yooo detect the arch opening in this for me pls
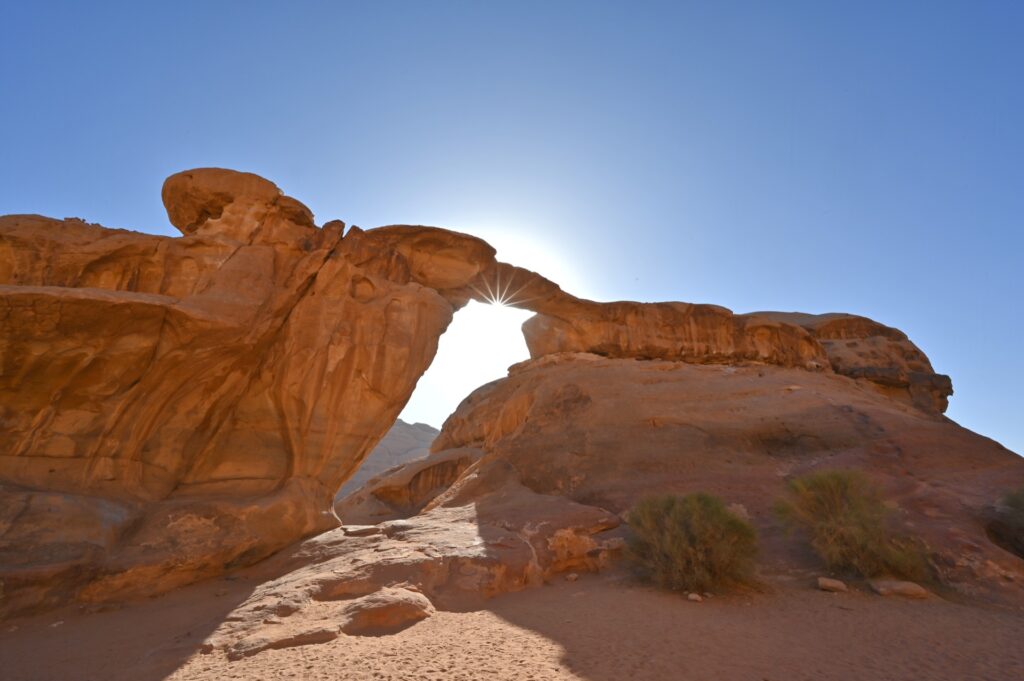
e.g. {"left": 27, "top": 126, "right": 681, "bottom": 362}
{"left": 403, "top": 299, "right": 534, "bottom": 430}
{"left": 334, "top": 300, "right": 533, "bottom": 503}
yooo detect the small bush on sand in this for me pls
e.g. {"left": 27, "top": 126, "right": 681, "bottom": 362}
{"left": 986, "top": 487, "right": 1024, "bottom": 559}
{"left": 775, "top": 470, "right": 929, "bottom": 580}
{"left": 626, "top": 493, "right": 758, "bottom": 592}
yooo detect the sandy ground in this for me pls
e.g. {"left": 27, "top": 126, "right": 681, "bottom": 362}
{"left": 2, "top": 570, "right": 1023, "bottom": 681}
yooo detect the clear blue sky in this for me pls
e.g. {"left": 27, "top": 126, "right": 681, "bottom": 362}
{"left": 2, "top": 2, "right": 1021, "bottom": 453}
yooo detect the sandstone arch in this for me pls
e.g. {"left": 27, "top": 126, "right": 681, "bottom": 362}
{"left": 0, "top": 168, "right": 953, "bottom": 615}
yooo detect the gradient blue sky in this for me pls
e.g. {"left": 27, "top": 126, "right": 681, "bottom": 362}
{"left": 2, "top": 2, "right": 1021, "bottom": 452}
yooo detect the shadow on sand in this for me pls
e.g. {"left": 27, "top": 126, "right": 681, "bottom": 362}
{"left": 0, "top": 573, "right": 257, "bottom": 681}
{"left": 4, "top": 497, "right": 1024, "bottom": 681}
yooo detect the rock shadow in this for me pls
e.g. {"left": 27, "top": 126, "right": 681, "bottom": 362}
{"left": 0, "top": 573, "right": 257, "bottom": 681}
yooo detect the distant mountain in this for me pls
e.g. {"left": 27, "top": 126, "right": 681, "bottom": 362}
{"left": 335, "top": 419, "right": 439, "bottom": 499}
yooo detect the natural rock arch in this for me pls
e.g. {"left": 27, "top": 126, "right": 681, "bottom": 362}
{"left": 0, "top": 168, "right": 951, "bottom": 615}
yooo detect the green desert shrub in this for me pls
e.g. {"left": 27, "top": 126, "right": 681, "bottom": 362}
{"left": 986, "top": 487, "right": 1024, "bottom": 559}
{"left": 775, "top": 470, "right": 929, "bottom": 580}
{"left": 626, "top": 493, "right": 758, "bottom": 592}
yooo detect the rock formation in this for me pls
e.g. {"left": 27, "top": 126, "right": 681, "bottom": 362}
{"left": 430, "top": 353, "right": 1022, "bottom": 589}
{"left": 1, "top": 167, "right": 1017, "bottom": 628}
{"left": 182, "top": 348, "right": 1023, "bottom": 659}
{"left": 0, "top": 169, "right": 495, "bottom": 616}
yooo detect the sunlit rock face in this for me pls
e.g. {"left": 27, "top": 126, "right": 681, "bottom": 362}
{"left": 516, "top": 302, "right": 951, "bottom": 415}
{"left": 522, "top": 303, "right": 829, "bottom": 373}
{"left": 0, "top": 167, "right": 969, "bottom": 618}
{"left": 747, "top": 311, "right": 954, "bottom": 414}
{"left": 0, "top": 169, "right": 495, "bottom": 616}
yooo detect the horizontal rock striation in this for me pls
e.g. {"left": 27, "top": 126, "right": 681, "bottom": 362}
{"left": 747, "top": 311, "right": 953, "bottom": 413}
{"left": 522, "top": 302, "right": 829, "bottom": 369}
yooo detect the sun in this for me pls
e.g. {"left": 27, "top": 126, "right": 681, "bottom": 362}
{"left": 480, "top": 228, "right": 591, "bottom": 301}
{"left": 471, "top": 263, "right": 536, "bottom": 307}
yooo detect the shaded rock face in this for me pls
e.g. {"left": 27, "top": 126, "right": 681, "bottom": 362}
{"left": 335, "top": 419, "right": 439, "bottom": 500}
{"left": 0, "top": 167, "right": 973, "bottom": 619}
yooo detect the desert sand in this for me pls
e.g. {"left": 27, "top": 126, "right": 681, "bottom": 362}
{"left": 2, "top": 568, "right": 1022, "bottom": 681}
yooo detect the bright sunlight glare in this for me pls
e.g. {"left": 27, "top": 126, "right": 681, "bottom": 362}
{"left": 461, "top": 224, "right": 594, "bottom": 301}
{"left": 399, "top": 300, "right": 534, "bottom": 428}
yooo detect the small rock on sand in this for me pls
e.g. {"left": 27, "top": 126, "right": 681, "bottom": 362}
{"left": 341, "top": 525, "right": 382, "bottom": 537}
{"left": 817, "top": 577, "right": 848, "bottom": 593}
{"left": 228, "top": 625, "right": 339, "bottom": 660}
{"left": 688, "top": 593, "right": 703, "bottom": 602}
{"left": 869, "top": 580, "right": 930, "bottom": 599}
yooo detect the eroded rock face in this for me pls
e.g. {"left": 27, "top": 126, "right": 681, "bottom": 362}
{"left": 522, "top": 303, "right": 828, "bottom": 369}
{"left": 517, "top": 306, "right": 953, "bottom": 415}
{"left": 0, "top": 169, "right": 495, "bottom": 616}
{"left": 748, "top": 311, "right": 954, "bottom": 413}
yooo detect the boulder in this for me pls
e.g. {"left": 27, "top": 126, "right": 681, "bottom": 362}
{"left": 338, "top": 587, "right": 435, "bottom": 636}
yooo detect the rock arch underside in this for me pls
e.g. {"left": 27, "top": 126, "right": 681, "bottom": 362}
{"left": 2, "top": 169, "right": 1022, "bottom": 636}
